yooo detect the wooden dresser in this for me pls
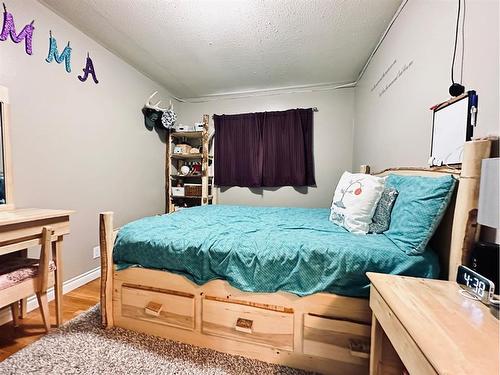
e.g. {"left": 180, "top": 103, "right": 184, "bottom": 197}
{"left": 368, "top": 272, "right": 499, "bottom": 375}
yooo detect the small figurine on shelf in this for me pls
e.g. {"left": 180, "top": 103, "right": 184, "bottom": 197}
{"left": 194, "top": 122, "right": 205, "bottom": 131}
{"left": 174, "top": 143, "right": 192, "bottom": 154}
{"left": 191, "top": 162, "right": 202, "bottom": 175}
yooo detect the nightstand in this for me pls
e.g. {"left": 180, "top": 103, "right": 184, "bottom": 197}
{"left": 367, "top": 272, "right": 499, "bottom": 375}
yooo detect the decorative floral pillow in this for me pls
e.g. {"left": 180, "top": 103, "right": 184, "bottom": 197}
{"left": 369, "top": 188, "right": 399, "bottom": 233}
{"left": 329, "top": 172, "right": 385, "bottom": 234}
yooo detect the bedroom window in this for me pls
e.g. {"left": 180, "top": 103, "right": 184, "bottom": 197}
{"left": 214, "top": 108, "right": 315, "bottom": 187}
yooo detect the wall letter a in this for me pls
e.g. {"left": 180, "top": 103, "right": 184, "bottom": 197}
{"left": 45, "top": 31, "right": 72, "bottom": 73}
{"left": 0, "top": 3, "right": 35, "bottom": 55}
{"left": 78, "top": 53, "right": 99, "bottom": 84}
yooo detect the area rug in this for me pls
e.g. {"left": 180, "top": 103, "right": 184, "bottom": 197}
{"left": 0, "top": 305, "right": 310, "bottom": 374}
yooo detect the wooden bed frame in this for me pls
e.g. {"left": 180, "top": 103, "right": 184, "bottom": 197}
{"left": 99, "top": 139, "right": 491, "bottom": 375}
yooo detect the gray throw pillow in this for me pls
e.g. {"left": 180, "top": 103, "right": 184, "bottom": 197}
{"left": 369, "top": 188, "right": 398, "bottom": 234}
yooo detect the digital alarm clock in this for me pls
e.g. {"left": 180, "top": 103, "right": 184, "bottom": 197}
{"left": 456, "top": 265, "right": 495, "bottom": 305}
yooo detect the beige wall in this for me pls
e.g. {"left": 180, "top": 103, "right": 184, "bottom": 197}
{"left": 353, "top": 0, "right": 499, "bottom": 171}
{"left": 177, "top": 89, "right": 355, "bottom": 208}
{"left": 0, "top": 0, "right": 171, "bottom": 281}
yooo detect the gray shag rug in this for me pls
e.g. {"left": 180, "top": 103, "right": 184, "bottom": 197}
{"left": 0, "top": 305, "right": 311, "bottom": 375}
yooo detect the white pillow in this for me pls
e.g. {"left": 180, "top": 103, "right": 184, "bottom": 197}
{"left": 330, "top": 171, "right": 385, "bottom": 234}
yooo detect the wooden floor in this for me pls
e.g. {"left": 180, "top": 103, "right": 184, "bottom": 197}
{"left": 0, "top": 278, "right": 100, "bottom": 361}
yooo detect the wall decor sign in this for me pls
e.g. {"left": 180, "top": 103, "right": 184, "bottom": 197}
{"left": 45, "top": 30, "right": 72, "bottom": 73}
{"left": 378, "top": 60, "right": 413, "bottom": 97}
{"left": 370, "top": 59, "right": 396, "bottom": 93}
{"left": 0, "top": 3, "right": 34, "bottom": 55}
{"left": 0, "top": 2, "right": 99, "bottom": 84}
{"left": 370, "top": 58, "right": 414, "bottom": 98}
{"left": 78, "top": 52, "right": 99, "bottom": 84}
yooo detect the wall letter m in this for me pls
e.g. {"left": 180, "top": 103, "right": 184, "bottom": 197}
{"left": 0, "top": 3, "right": 35, "bottom": 55}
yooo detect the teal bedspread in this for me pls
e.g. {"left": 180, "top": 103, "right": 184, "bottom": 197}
{"left": 113, "top": 205, "right": 439, "bottom": 297}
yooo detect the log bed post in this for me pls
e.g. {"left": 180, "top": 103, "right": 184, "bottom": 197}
{"left": 100, "top": 212, "right": 114, "bottom": 328}
{"left": 359, "top": 165, "right": 371, "bottom": 174}
{"left": 448, "top": 139, "right": 491, "bottom": 280}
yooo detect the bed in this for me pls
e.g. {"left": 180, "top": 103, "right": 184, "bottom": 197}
{"left": 99, "top": 139, "right": 491, "bottom": 375}
{"left": 113, "top": 205, "right": 439, "bottom": 298}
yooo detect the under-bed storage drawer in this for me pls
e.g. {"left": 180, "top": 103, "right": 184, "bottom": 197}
{"left": 202, "top": 296, "right": 294, "bottom": 351}
{"left": 303, "top": 313, "right": 370, "bottom": 367}
{"left": 120, "top": 283, "right": 195, "bottom": 330}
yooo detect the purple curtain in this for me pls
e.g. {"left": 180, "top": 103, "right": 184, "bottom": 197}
{"left": 214, "top": 108, "right": 315, "bottom": 187}
{"left": 214, "top": 113, "right": 263, "bottom": 187}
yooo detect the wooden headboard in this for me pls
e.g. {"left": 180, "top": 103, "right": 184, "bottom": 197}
{"left": 363, "top": 139, "right": 491, "bottom": 281}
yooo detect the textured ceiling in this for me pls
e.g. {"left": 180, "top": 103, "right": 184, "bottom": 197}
{"left": 40, "top": 0, "right": 402, "bottom": 99}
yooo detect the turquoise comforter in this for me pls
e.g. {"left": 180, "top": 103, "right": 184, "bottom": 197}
{"left": 113, "top": 205, "right": 439, "bottom": 297}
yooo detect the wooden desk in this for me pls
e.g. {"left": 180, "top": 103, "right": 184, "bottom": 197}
{"left": 0, "top": 208, "right": 73, "bottom": 326}
{"left": 367, "top": 273, "right": 499, "bottom": 375}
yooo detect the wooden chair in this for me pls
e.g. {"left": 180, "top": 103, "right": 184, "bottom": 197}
{"left": 0, "top": 227, "right": 54, "bottom": 332}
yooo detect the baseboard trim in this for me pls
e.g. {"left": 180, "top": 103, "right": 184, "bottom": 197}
{"left": 0, "top": 267, "right": 100, "bottom": 325}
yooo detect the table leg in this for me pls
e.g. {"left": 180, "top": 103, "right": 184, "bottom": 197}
{"left": 52, "top": 237, "right": 64, "bottom": 326}
{"left": 370, "top": 313, "right": 383, "bottom": 375}
{"left": 370, "top": 312, "right": 405, "bottom": 375}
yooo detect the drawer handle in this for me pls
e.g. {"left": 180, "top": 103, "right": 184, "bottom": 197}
{"left": 145, "top": 301, "right": 163, "bottom": 317}
{"left": 349, "top": 339, "right": 370, "bottom": 359}
{"left": 235, "top": 317, "right": 253, "bottom": 334}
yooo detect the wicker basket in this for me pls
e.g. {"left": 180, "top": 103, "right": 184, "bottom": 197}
{"left": 184, "top": 184, "right": 202, "bottom": 197}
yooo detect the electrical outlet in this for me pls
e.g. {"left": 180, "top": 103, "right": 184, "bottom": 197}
{"left": 93, "top": 246, "right": 100, "bottom": 259}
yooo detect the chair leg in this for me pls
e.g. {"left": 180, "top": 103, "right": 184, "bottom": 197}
{"left": 20, "top": 298, "right": 27, "bottom": 319}
{"left": 18, "top": 250, "right": 28, "bottom": 319}
{"left": 36, "top": 292, "right": 51, "bottom": 332}
{"left": 10, "top": 302, "right": 20, "bottom": 327}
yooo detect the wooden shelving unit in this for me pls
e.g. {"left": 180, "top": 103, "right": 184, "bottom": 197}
{"left": 170, "top": 131, "right": 204, "bottom": 138}
{"left": 166, "top": 114, "right": 215, "bottom": 213}
{"left": 171, "top": 153, "right": 200, "bottom": 159}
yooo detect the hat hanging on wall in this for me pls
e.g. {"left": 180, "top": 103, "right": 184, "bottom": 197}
{"left": 161, "top": 101, "right": 177, "bottom": 130}
{"left": 142, "top": 107, "right": 162, "bottom": 130}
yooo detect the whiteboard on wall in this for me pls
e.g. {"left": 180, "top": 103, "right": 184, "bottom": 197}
{"left": 431, "top": 95, "right": 472, "bottom": 166}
